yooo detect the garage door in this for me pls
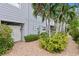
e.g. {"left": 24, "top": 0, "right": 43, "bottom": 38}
{"left": 9, "top": 25, "right": 21, "bottom": 42}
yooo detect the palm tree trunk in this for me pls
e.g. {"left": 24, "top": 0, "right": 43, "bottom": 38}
{"left": 63, "top": 22, "right": 66, "bottom": 32}
{"left": 59, "top": 22, "right": 62, "bottom": 32}
{"left": 60, "top": 22, "right": 64, "bottom": 32}
{"left": 61, "top": 22, "right": 63, "bottom": 32}
{"left": 46, "top": 18, "right": 48, "bottom": 33}
{"left": 48, "top": 19, "right": 51, "bottom": 36}
{"left": 56, "top": 19, "right": 60, "bottom": 33}
{"left": 54, "top": 21, "right": 57, "bottom": 32}
{"left": 61, "top": 22, "right": 66, "bottom": 32}
{"left": 56, "top": 23, "right": 58, "bottom": 33}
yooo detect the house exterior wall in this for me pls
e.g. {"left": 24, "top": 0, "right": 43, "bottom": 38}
{"left": 18, "top": 3, "right": 41, "bottom": 37}
{"left": 0, "top": 3, "right": 54, "bottom": 41}
{"left": 27, "top": 4, "right": 42, "bottom": 34}
{"left": 0, "top": 3, "right": 25, "bottom": 23}
{"left": 20, "top": 3, "right": 43, "bottom": 36}
{"left": 0, "top": 3, "right": 43, "bottom": 39}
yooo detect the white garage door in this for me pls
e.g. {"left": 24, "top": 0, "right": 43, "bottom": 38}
{"left": 9, "top": 25, "right": 21, "bottom": 42}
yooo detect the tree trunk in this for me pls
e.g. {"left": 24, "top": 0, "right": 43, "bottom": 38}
{"left": 54, "top": 21, "right": 57, "bottom": 32}
{"left": 59, "top": 22, "right": 62, "bottom": 32}
{"left": 46, "top": 19, "right": 48, "bottom": 33}
{"left": 55, "top": 21, "right": 59, "bottom": 32}
{"left": 63, "top": 22, "right": 66, "bottom": 32}
{"left": 56, "top": 19, "right": 60, "bottom": 33}
{"left": 48, "top": 19, "right": 51, "bottom": 37}
{"left": 61, "top": 22, "right": 66, "bottom": 32}
{"left": 61, "top": 22, "right": 63, "bottom": 32}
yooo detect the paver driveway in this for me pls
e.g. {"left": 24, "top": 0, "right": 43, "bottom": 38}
{"left": 5, "top": 37, "right": 79, "bottom": 56}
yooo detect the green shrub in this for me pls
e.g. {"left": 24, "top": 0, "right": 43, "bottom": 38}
{"left": 0, "top": 24, "right": 14, "bottom": 55}
{"left": 39, "top": 32, "right": 49, "bottom": 49}
{"left": 39, "top": 32, "right": 68, "bottom": 53}
{"left": 69, "top": 29, "right": 79, "bottom": 40}
{"left": 48, "top": 32, "right": 68, "bottom": 52}
{"left": 68, "top": 19, "right": 79, "bottom": 44}
{"left": 76, "top": 38, "right": 79, "bottom": 44}
{"left": 69, "top": 29, "right": 79, "bottom": 44}
{"left": 24, "top": 34, "right": 39, "bottom": 42}
{"left": 40, "top": 32, "right": 48, "bottom": 38}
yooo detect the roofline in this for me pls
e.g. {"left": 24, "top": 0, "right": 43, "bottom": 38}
{"left": 1, "top": 19, "right": 24, "bottom": 24}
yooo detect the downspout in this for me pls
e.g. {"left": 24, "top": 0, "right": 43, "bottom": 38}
{"left": 0, "top": 20, "right": 1, "bottom": 25}
{"left": 20, "top": 24, "right": 24, "bottom": 41}
{"left": 28, "top": 4, "right": 29, "bottom": 34}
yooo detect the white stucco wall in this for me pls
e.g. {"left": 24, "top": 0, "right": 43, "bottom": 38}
{"left": 0, "top": 3, "right": 25, "bottom": 23}
{"left": 21, "top": 3, "right": 51, "bottom": 36}
{"left": 0, "top": 3, "right": 54, "bottom": 37}
{"left": 28, "top": 4, "right": 42, "bottom": 34}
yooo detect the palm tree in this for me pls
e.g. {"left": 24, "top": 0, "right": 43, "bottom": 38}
{"left": 32, "top": 3, "right": 47, "bottom": 33}
{"left": 32, "top": 3, "right": 78, "bottom": 35}
{"left": 53, "top": 3, "right": 77, "bottom": 33}
{"left": 32, "top": 3, "right": 56, "bottom": 36}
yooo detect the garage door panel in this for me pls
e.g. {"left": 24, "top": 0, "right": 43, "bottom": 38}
{"left": 9, "top": 25, "right": 21, "bottom": 42}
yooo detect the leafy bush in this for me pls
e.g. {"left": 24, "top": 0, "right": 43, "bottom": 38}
{"left": 40, "top": 32, "right": 49, "bottom": 38}
{"left": 39, "top": 32, "right": 68, "bottom": 53}
{"left": 0, "top": 24, "right": 14, "bottom": 55}
{"left": 39, "top": 32, "right": 49, "bottom": 49}
{"left": 69, "top": 19, "right": 79, "bottom": 44}
{"left": 69, "top": 29, "right": 79, "bottom": 40}
{"left": 48, "top": 32, "right": 68, "bottom": 52}
{"left": 76, "top": 38, "right": 79, "bottom": 44}
{"left": 24, "top": 34, "right": 39, "bottom": 42}
{"left": 69, "top": 29, "right": 79, "bottom": 45}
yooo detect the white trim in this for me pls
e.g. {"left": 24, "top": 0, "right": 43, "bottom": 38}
{"left": 1, "top": 19, "right": 24, "bottom": 24}
{"left": 1, "top": 20, "right": 24, "bottom": 42}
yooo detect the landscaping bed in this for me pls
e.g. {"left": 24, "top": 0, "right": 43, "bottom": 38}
{"left": 5, "top": 36, "right": 79, "bottom": 56}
